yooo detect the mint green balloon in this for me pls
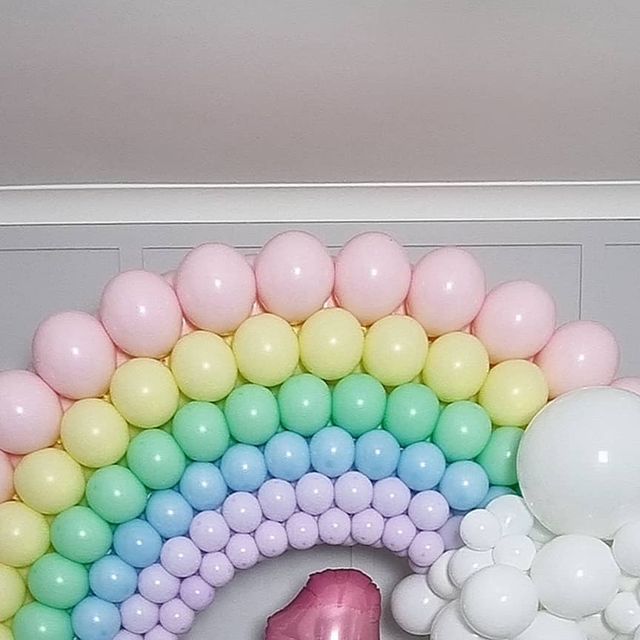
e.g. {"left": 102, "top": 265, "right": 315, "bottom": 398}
{"left": 224, "top": 384, "right": 279, "bottom": 445}
{"left": 278, "top": 374, "right": 331, "bottom": 437}
{"left": 86, "top": 465, "right": 147, "bottom": 524}
{"left": 476, "top": 426, "right": 523, "bottom": 486}
{"left": 13, "top": 602, "right": 73, "bottom": 640}
{"left": 332, "top": 374, "right": 386, "bottom": 437}
{"left": 383, "top": 383, "right": 440, "bottom": 446}
{"left": 50, "top": 506, "right": 112, "bottom": 564}
{"left": 432, "top": 401, "right": 491, "bottom": 462}
{"left": 126, "top": 429, "right": 186, "bottom": 489}
{"left": 27, "top": 553, "right": 88, "bottom": 610}
{"left": 172, "top": 401, "right": 230, "bottom": 461}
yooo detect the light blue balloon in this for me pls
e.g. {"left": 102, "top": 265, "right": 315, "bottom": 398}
{"left": 179, "top": 462, "right": 228, "bottom": 510}
{"left": 397, "top": 442, "right": 446, "bottom": 491}
{"left": 438, "top": 460, "right": 489, "bottom": 512}
{"left": 113, "top": 519, "right": 162, "bottom": 569}
{"left": 88, "top": 555, "right": 137, "bottom": 603}
{"left": 72, "top": 596, "right": 121, "bottom": 640}
{"left": 264, "top": 432, "right": 311, "bottom": 481}
{"left": 220, "top": 444, "right": 267, "bottom": 492}
{"left": 309, "top": 426, "right": 355, "bottom": 477}
{"left": 145, "top": 489, "right": 194, "bottom": 538}
{"left": 479, "top": 485, "right": 517, "bottom": 508}
{"left": 354, "top": 430, "right": 400, "bottom": 480}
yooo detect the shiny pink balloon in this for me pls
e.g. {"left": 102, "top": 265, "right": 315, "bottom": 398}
{"left": 32, "top": 311, "right": 116, "bottom": 399}
{"left": 265, "top": 569, "right": 381, "bottom": 640}
{"left": 472, "top": 280, "right": 556, "bottom": 363}
{"left": 175, "top": 244, "right": 256, "bottom": 334}
{"left": 334, "top": 233, "right": 411, "bottom": 326}
{"left": 0, "top": 370, "right": 62, "bottom": 454}
{"left": 407, "top": 247, "right": 485, "bottom": 336}
{"left": 0, "top": 449, "right": 15, "bottom": 502}
{"left": 612, "top": 377, "right": 640, "bottom": 395}
{"left": 535, "top": 320, "right": 619, "bottom": 398}
{"left": 255, "top": 231, "right": 334, "bottom": 323}
{"left": 100, "top": 270, "right": 183, "bottom": 358}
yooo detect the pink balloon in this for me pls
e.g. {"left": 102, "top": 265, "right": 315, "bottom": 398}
{"left": 407, "top": 247, "right": 485, "bottom": 336}
{"left": 535, "top": 320, "right": 619, "bottom": 398}
{"left": 255, "top": 231, "right": 334, "bottom": 323}
{"left": 175, "top": 244, "right": 257, "bottom": 334}
{"left": 0, "top": 370, "right": 62, "bottom": 454}
{"left": 612, "top": 377, "right": 640, "bottom": 395}
{"left": 32, "top": 311, "right": 116, "bottom": 399}
{"left": 472, "top": 280, "right": 556, "bottom": 363}
{"left": 162, "top": 271, "right": 176, "bottom": 287}
{"left": 100, "top": 270, "right": 183, "bottom": 358}
{"left": 0, "top": 450, "right": 15, "bottom": 502}
{"left": 334, "top": 233, "right": 411, "bottom": 326}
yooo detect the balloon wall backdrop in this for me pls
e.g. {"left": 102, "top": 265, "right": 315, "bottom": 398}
{"left": 0, "top": 230, "right": 638, "bottom": 640}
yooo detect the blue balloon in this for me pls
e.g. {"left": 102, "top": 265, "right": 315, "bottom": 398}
{"left": 220, "top": 444, "right": 267, "bottom": 491}
{"left": 179, "top": 462, "right": 228, "bottom": 511}
{"left": 354, "top": 430, "right": 400, "bottom": 480}
{"left": 72, "top": 596, "right": 121, "bottom": 640}
{"left": 145, "top": 489, "right": 194, "bottom": 538}
{"left": 397, "top": 442, "right": 446, "bottom": 491}
{"left": 479, "top": 485, "right": 517, "bottom": 508}
{"left": 309, "top": 426, "right": 355, "bottom": 477}
{"left": 438, "top": 460, "right": 489, "bottom": 512}
{"left": 88, "top": 555, "right": 137, "bottom": 603}
{"left": 113, "top": 519, "right": 162, "bottom": 568}
{"left": 264, "top": 432, "right": 310, "bottom": 481}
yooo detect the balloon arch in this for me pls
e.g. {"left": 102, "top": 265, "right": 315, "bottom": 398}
{"left": 1, "top": 231, "right": 639, "bottom": 640}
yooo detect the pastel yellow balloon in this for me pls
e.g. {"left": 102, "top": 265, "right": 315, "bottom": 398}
{"left": 363, "top": 315, "right": 428, "bottom": 386}
{"left": 14, "top": 449, "right": 85, "bottom": 515}
{"left": 0, "top": 623, "right": 12, "bottom": 640}
{"left": 0, "top": 564, "right": 25, "bottom": 622}
{"left": 479, "top": 359, "right": 549, "bottom": 426}
{"left": 299, "top": 308, "right": 364, "bottom": 380}
{"left": 170, "top": 331, "right": 237, "bottom": 401}
{"left": 0, "top": 502, "right": 49, "bottom": 567}
{"left": 423, "top": 332, "right": 490, "bottom": 402}
{"left": 110, "top": 358, "right": 179, "bottom": 428}
{"left": 232, "top": 314, "right": 299, "bottom": 387}
{"left": 61, "top": 399, "right": 129, "bottom": 468}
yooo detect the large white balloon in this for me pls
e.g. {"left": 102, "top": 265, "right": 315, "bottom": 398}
{"left": 517, "top": 387, "right": 640, "bottom": 539}
{"left": 431, "top": 602, "right": 486, "bottom": 639}
{"left": 516, "top": 611, "right": 586, "bottom": 640}
{"left": 390, "top": 573, "right": 447, "bottom": 635}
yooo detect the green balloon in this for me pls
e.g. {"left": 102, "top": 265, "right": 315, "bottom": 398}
{"left": 27, "top": 553, "right": 88, "bottom": 610}
{"left": 13, "top": 602, "right": 73, "bottom": 640}
{"left": 332, "top": 374, "right": 386, "bottom": 437}
{"left": 126, "top": 429, "right": 186, "bottom": 490}
{"left": 50, "top": 506, "right": 112, "bottom": 564}
{"left": 383, "top": 383, "right": 440, "bottom": 446}
{"left": 172, "top": 401, "right": 230, "bottom": 461}
{"left": 278, "top": 374, "right": 331, "bottom": 437}
{"left": 86, "top": 465, "right": 147, "bottom": 524}
{"left": 432, "top": 401, "right": 491, "bottom": 462}
{"left": 224, "top": 384, "right": 279, "bottom": 445}
{"left": 476, "top": 426, "right": 524, "bottom": 486}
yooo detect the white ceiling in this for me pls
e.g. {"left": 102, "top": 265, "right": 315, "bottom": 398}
{"left": 1, "top": 1, "right": 639, "bottom": 186}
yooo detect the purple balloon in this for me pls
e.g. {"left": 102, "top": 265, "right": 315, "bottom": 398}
{"left": 408, "top": 531, "right": 445, "bottom": 567}
{"left": 138, "top": 564, "right": 181, "bottom": 604}
{"left": 382, "top": 515, "right": 416, "bottom": 552}
{"left": 295, "top": 472, "right": 334, "bottom": 515}
{"left": 351, "top": 508, "right": 385, "bottom": 546}
{"left": 225, "top": 533, "right": 260, "bottom": 569}
{"left": 222, "top": 491, "right": 263, "bottom": 533}
{"left": 189, "top": 511, "right": 230, "bottom": 552}
{"left": 438, "top": 514, "right": 464, "bottom": 550}
{"left": 120, "top": 594, "right": 159, "bottom": 635}
{"left": 113, "top": 632, "right": 143, "bottom": 640}
{"left": 180, "top": 575, "right": 215, "bottom": 611}
{"left": 144, "top": 626, "right": 177, "bottom": 640}
{"left": 161, "top": 536, "right": 202, "bottom": 578}
{"left": 334, "top": 471, "right": 373, "bottom": 514}
{"left": 200, "top": 552, "right": 235, "bottom": 588}
{"left": 318, "top": 507, "right": 351, "bottom": 545}
{"left": 258, "top": 479, "right": 297, "bottom": 522}
{"left": 159, "top": 598, "right": 195, "bottom": 635}
{"left": 372, "top": 477, "right": 410, "bottom": 517}
{"left": 408, "top": 490, "right": 450, "bottom": 531}
{"left": 285, "top": 512, "right": 319, "bottom": 550}
{"left": 255, "top": 521, "right": 289, "bottom": 558}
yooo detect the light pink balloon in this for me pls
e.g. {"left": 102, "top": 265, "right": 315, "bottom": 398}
{"left": 100, "top": 270, "right": 183, "bottom": 358}
{"left": 0, "top": 450, "right": 15, "bottom": 502}
{"left": 535, "top": 320, "right": 619, "bottom": 398}
{"left": 175, "top": 244, "right": 257, "bottom": 334}
{"left": 0, "top": 370, "right": 62, "bottom": 454}
{"left": 612, "top": 377, "right": 640, "bottom": 395}
{"left": 472, "top": 280, "right": 556, "bottom": 363}
{"left": 334, "top": 233, "right": 411, "bottom": 326}
{"left": 255, "top": 231, "right": 334, "bottom": 323}
{"left": 33, "top": 311, "right": 116, "bottom": 399}
{"left": 407, "top": 247, "right": 485, "bottom": 336}
{"left": 162, "top": 271, "right": 176, "bottom": 287}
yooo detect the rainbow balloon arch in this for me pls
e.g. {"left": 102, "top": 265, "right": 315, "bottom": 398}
{"left": 0, "top": 231, "right": 639, "bottom": 640}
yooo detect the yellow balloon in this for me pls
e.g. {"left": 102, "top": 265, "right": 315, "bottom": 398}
{"left": 299, "top": 308, "right": 364, "bottom": 380}
{"left": 61, "top": 399, "right": 129, "bottom": 468}
{"left": 232, "top": 314, "right": 299, "bottom": 387}
{"left": 171, "top": 331, "right": 237, "bottom": 401}
{"left": 0, "top": 502, "right": 49, "bottom": 567}
{"left": 0, "top": 564, "right": 25, "bottom": 622}
{"left": 363, "top": 315, "right": 428, "bottom": 387}
{"left": 479, "top": 359, "right": 549, "bottom": 427}
{"left": 110, "top": 358, "right": 179, "bottom": 428}
{"left": 14, "top": 449, "right": 85, "bottom": 515}
{"left": 423, "top": 332, "right": 490, "bottom": 402}
{"left": 0, "top": 624, "right": 13, "bottom": 640}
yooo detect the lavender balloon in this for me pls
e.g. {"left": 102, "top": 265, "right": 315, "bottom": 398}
{"left": 113, "top": 631, "right": 143, "bottom": 640}
{"left": 180, "top": 575, "right": 215, "bottom": 611}
{"left": 161, "top": 536, "right": 202, "bottom": 578}
{"left": 318, "top": 508, "right": 351, "bottom": 545}
{"left": 200, "top": 552, "right": 235, "bottom": 588}
{"left": 351, "top": 508, "right": 385, "bottom": 546}
{"left": 222, "top": 492, "right": 263, "bottom": 533}
{"left": 145, "top": 626, "right": 177, "bottom": 640}
{"left": 255, "top": 521, "right": 289, "bottom": 558}
{"left": 334, "top": 471, "right": 373, "bottom": 514}
{"left": 438, "top": 514, "right": 464, "bottom": 550}
{"left": 189, "top": 511, "right": 231, "bottom": 552}
{"left": 408, "top": 531, "right": 445, "bottom": 567}
{"left": 138, "top": 564, "right": 181, "bottom": 604}
{"left": 225, "top": 533, "right": 260, "bottom": 569}
{"left": 285, "top": 512, "right": 319, "bottom": 550}
{"left": 120, "top": 594, "right": 159, "bottom": 635}
{"left": 382, "top": 515, "right": 416, "bottom": 552}
{"left": 408, "top": 490, "right": 450, "bottom": 531}
{"left": 372, "top": 477, "right": 411, "bottom": 517}
{"left": 295, "top": 472, "right": 334, "bottom": 515}
{"left": 258, "top": 479, "right": 297, "bottom": 522}
{"left": 159, "top": 598, "right": 195, "bottom": 635}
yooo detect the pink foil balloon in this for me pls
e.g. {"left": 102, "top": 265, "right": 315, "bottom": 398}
{"left": 265, "top": 569, "right": 381, "bottom": 640}
{"left": 100, "top": 270, "right": 183, "bottom": 358}
{"left": 612, "top": 377, "right": 640, "bottom": 395}
{"left": 472, "top": 280, "right": 556, "bottom": 363}
{"left": 407, "top": 247, "right": 486, "bottom": 336}
{"left": 535, "top": 320, "right": 620, "bottom": 398}
{"left": 175, "top": 243, "right": 257, "bottom": 334}
{"left": 334, "top": 233, "right": 411, "bottom": 326}
{"left": 255, "top": 231, "right": 334, "bottom": 323}
{"left": 0, "top": 369, "right": 62, "bottom": 454}
{"left": 0, "top": 449, "right": 15, "bottom": 502}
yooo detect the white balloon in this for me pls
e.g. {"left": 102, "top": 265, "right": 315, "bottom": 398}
{"left": 492, "top": 534, "right": 537, "bottom": 571}
{"left": 518, "top": 387, "right": 640, "bottom": 539}
{"left": 618, "top": 573, "right": 640, "bottom": 593}
{"left": 614, "top": 521, "right": 640, "bottom": 577}
{"left": 531, "top": 534, "right": 620, "bottom": 619}
{"left": 460, "top": 509, "right": 502, "bottom": 551}
{"left": 390, "top": 573, "right": 447, "bottom": 635}
{"left": 605, "top": 592, "right": 640, "bottom": 635}
{"left": 578, "top": 612, "right": 616, "bottom": 640}
{"left": 516, "top": 611, "right": 587, "bottom": 640}
{"left": 486, "top": 495, "right": 534, "bottom": 536}
{"left": 427, "top": 549, "right": 459, "bottom": 600}
{"left": 431, "top": 602, "right": 486, "bottom": 640}
{"left": 529, "top": 517, "right": 555, "bottom": 545}
{"left": 448, "top": 547, "right": 494, "bottom": 588}
{"left": 635, "top": 626, "right": 640, "bottom": 640}
{"left": 460, "top": 564, "right": 538, "bottom": 639}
